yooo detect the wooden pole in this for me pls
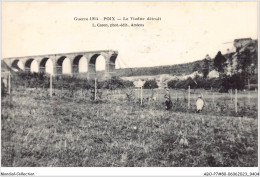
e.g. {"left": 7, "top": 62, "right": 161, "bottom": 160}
{"left": 8, "top": 71, "right": 11, "bottom": 95}
{"left": 248, "top": 91, "right": 250, "bottom": 105}
{"left": 94, "top": 78, "right": 97, "bottom": 101}
{"left": 235, "top": 89, "right": 237, "bottom": 113}
{"left": 212, "top": 93, "right": 215, "bottom": 107}
{"left": 141, "top": 86, "right": 143, "bottom": 105}
{"left": 231, "top": 89, "right": 233, "bottom": 103}
{"left": 50, "top": 75, "right": 52, "bottom": 97}
{"left": 188, "top": 85, "right": 190, "bottom": 109}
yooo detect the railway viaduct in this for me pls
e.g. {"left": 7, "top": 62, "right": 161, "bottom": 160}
{"left": 2, "top": 50, "right": 118, "bottom": 80}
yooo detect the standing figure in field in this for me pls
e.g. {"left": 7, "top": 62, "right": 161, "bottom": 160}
{"left": 164, "top": 87, "right": 172, "bottom": 110}
{"left": 90, "top": 88, "right": 95, "bottom": 100}
{"left": 148, "top": 89, "right": 157, "bottom": 102}
{"left": 196, "top": 95, "right": 204, "bottom": 113}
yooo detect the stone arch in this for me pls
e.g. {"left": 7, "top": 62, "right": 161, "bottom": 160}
{"left": 89, "top": 54, "right": 106, "bottom": 73}
{"left": 89, "top": 54, "right": 107, "bottom": 80}
{"left": 11, "top": 59, "right": 24, "bottom": 71}
{"left": 89, "top": 54, "right": 100, "bottom": 74}
{"left": 78, "top": 56, "right": 88, "bottom": 73}
{"left": 31, "top": 60, "right": 39, "bottom": 73}
{"left": 56, "top": 56, "right": 66, "bottom": 74}
{"left": 39, "top": 58, "right": 54, "bottom": 74}
{"left": 56, "top": 56, "right": 71, "bottom": 74}
{"left": 24, "top": 58, "right": 35, "bottom": 72}
{"left": 46, "top": 59, "right": 54, "bottom": 75}
{"left": 72, "top": 55, "right": 88, "bottom": 74}
{"left": 39, "top": 57, "right": 49, "bottom": 73}
{"left": 109, "top": 53, "right": 118, "bottom": 73}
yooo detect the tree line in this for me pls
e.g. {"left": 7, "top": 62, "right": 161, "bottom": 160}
{"left": 5, "top": 42, "right": 258, "bottom": 93}
{"left": 167, "top": 42, "right": 258, "bottom": 92}
{"left": 10, "top": 72, "right": 134, "bottom": 91}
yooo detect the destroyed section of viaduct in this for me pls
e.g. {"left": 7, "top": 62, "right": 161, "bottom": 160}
{"left": 3, "top": 50, "right": 118, "bottom": 80}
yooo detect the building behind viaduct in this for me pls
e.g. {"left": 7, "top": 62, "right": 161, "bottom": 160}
{"left": 2, "top": 50, "right": 118, "bottom": 80}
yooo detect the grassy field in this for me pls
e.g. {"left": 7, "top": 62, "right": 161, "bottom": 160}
{"left": 1, "top": 89, "right": 258, "bottom": 167}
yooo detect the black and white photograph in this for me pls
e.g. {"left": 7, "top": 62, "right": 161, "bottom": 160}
{"left": 1, "top": 1, "right": 259, "bottom": 176}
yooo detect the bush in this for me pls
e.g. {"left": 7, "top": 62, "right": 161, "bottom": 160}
{"left": 168, "top": 77, "right": 198, "bottom": 89}
{"left": 221, "top": 73, "right": 246, "bottom": 91}
{"left": 209, "top": 78, "right": 222, "bottom": 89}
{"left": 12, "top": 72, "right": 49, "bottom": 88}
{"left": 143, "top": 79, "right": 158, "bottom": 89}
{"left": 11, "top": 73, "right": 134, "bottom": 91}
{"left": 250, "top": 74, "right": 258, "bottom": 84}
{"left": 167, "top": 79, "right": 178, "bottom": 89}
{"left": 100, "top": 76, "right": 134, "bottom": 90}
{"left": 166, "top": 74, "right": 247, "bottom": 92}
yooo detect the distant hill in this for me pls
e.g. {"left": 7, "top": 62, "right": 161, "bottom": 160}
{"left": 112, "top": 39, "right": 258, "bottom": 78}
{"left": 113, "top": 59, "right": 205, "bottom": 77}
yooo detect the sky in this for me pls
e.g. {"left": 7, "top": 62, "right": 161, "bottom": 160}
{"left": 2, "top": 2, "right": 258, "bottom": 72}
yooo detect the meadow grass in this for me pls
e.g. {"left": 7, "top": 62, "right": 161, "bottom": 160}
{"left": 1, "top": 89, "right": 258, "bottom": 167}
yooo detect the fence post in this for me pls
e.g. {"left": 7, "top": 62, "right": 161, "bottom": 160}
{"left": 188, "top": 85, "right": 190, "bottom": 109}
{"left": 212, "top": 93, "right": 215, "bottom": 106}
{"left": 8, "top": 71, "right": 11, "bottom": 95}
{"left": 248, "top": 91, "right": 250, "bottom": 105}
{"left": 231, "top": 89, "right": 233, "bottom": 103}
{"left": 141, "top": 86, "right": 143, "bottom": 105}
{"left": 50, "top": 75, "right": 52, "bottom": 98}
{"left": 94, "top": 78, "right": 97, "bottom": 101}
{"left": 235, "top": 89, "right": 237, "bottom": 113}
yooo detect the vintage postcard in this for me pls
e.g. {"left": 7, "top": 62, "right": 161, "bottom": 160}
{"left": 1, "top": 1, "right": 259, "bottom": 176}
